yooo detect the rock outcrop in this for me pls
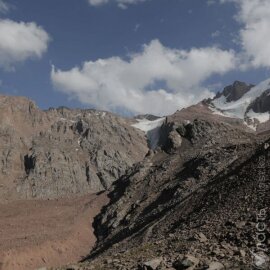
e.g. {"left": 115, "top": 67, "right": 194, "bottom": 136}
{"left": 0, "top": 95, "right": 148, "bottom": 200}
{"left": 214, "top": 81, "right": 254, "bottom": 102}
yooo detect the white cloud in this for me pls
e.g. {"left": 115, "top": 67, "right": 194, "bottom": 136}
{"left": 88, "top": 0, "right": 109, "bottom": 6}
{"left": 88, "top": 0, "right": 149, "bottom": 9}
{"left": 0, "top": 0, "right": 9, "bottom": 13}
{"left": 211, "top": 30, "right": 220, "bottom": 38}
{"left": 237, "top": 0, "right": 270, "bottom": 68}
{"left": 134, "top": 23, "right": 140, "bottom": 32}
{"left": 51, "top": 40, "right": 236, "bottom": 116}
{"left": 219, "top": 0, "right": 270, "bottom": 68}
{"left": 0, "top": 19, "right": 50, "bottom": 69}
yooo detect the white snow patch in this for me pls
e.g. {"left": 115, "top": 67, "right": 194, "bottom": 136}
{"left": 246, "top": 110, "right": 270, "bottom": 124}
{"left": 183, "top": 120, "right": 191, "bottom": 124}
{"left": 59, "top": 117, "right": 75, "bottom": 123}
{"left": 132, "top": 117, "right": 166, "bottom": 149}
{"left": 244, "top": 121, "right": 257, "bottom": 131}
{"left": 92, "top": 111, "right": 106, "bottom": 117}
{"left": 212, "top": 95, "right": 249, "bottom": 119}
{"left": 132, "top": 117, "right": 165, "bottom": 133}
{"left": 209, "top": 105, "right": 227, "bottom": 117}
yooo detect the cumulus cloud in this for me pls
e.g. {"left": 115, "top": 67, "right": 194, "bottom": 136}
{"left": 218, "top": 0, "right": 270, "bottom": 68}
{"left": 88, "top": 0, "right": 148, "bottom": 9}
{"left": 0, "top": 0, "right": 9, "bottom": 13}
{"left": 0, "top": 19, "right": 50, "bottom": 69}
{"left": 237, "top": 0, "right": 270, "bottom": 68}
{"left": 51, "top": 40, "right": 236, "bottom": 115}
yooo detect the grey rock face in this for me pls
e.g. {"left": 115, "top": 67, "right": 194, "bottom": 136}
{"left": 135, "top": 114, "right": 161, "bottom": 121}
{"left": 0, "top": 95, "right": 148, "bottom": 200}
{"left": 138, "top": 258, "right": 163, "bottom": 270}
{"left": 214, "top": 81, "right": 253, "bottom": 102}
{"left": 207, "top": 261, "right": 225, "bottom": 270}
{"left": 247, "top": 89, "right": 270, "bottom": 113}
{"left": 173, "top": 255, "right": 199, "bottom": 270}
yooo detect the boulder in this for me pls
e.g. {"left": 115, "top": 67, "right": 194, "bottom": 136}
{"left": 207, "top": 261, "right": 225, "bottom": 270}
{"left": 173, "top": 255, "right": 199, "bottom": 270}
{"left": 139, "top": 257, "right": 163, "bottom": 270}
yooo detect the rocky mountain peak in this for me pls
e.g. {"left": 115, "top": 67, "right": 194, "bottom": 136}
{"left": 214, "top": 80, "right": 254, "bottom": 102}
{"left": 0, "top": 95, "right": 39, "bottom": 119}
{"left": 205, "top": 78, "right": 270, "bottom": 132}
{"left": 0, "top": 95, "right": 148, "bottom": 201}
{"left": 135, "top": 114, "right": 161, "bottom": 121}
{"left": 247, "top": 88, "right": 270, "bottom": 114}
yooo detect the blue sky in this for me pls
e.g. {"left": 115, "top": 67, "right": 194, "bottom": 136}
{"left": 0, "top": 0, "right": 270, "bottom": 115}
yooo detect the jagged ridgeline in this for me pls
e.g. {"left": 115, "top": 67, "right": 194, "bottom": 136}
{"left": 0, "top": 95, "right": 148, "bottom": 200}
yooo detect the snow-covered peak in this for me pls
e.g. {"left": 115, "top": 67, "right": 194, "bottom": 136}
{"left": 132, "top": 117, "right": 166, "bottom": 149}
{"left": 209, "top": 78, "right": 270, "bottom": 129}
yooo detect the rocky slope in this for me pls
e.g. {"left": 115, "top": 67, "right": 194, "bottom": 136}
{"left": 1, "top": 79, "right": 270, "bottom": 269}
{"left": 0, "top": 95, "right": 148, "bottom": 200}
{"left": 56, "top": 80, "right": 270, "bottom": 270}
{"left": 62, "top": 118, "right": 269, "bottom": 270}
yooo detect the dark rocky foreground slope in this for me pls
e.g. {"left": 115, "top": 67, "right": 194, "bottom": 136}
{"left": 57, "top": 102, "right": 270, "bottom": 269}
{"left": 0, "top": 95, "right": 148, "bottom": 200}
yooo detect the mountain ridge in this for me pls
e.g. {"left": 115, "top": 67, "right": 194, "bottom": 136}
{"left": 0, "top": 95, "right": 148, "bottom": 201}
{"left": 206, "top": 79, "right": 270, "bottom": 131}
{"left": 0, "top": 78, "right": 270, "bottom": 269}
